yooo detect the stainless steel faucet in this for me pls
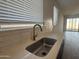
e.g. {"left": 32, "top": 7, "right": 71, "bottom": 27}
{"left": 33, "top": 24, "right": 42, "bottom": 40}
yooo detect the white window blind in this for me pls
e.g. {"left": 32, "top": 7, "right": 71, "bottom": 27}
{"left": 0, "top": 0, "right": 43, "bottom": 23}
{"left": 0, "top": 0, "right": 43, "bottom": 31}
{"left": 0, "top": 0, "right": 32, "bottom": 22}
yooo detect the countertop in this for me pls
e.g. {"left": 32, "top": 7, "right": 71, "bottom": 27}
{"left": 0, "top": 32, "right": 64, "bottom": 59}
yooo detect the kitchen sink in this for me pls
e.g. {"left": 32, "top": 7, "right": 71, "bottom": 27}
{"left": 26, "top": 37, "right": 57, "bottom": 57}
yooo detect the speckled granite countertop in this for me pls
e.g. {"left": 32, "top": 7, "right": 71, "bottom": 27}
{"left": 0, "top": 32, "right": 64, "bottom": 59}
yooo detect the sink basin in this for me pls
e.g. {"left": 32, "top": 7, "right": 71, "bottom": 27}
{"left": 26, "top": 37, "right": 57, "bottom": 57}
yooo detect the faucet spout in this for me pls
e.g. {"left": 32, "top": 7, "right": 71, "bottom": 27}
{"left": 33, "top": 24, "right": 42, "bottom": 40}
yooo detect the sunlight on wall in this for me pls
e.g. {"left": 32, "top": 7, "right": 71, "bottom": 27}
{"left": 0, "top": 24, "right": 43, "bottom": 31}
{"left": 44, "top": 18, "right": 53, "bottom": 31}
{"left": 53, "top": 6, "right": 59, "bottom": 26}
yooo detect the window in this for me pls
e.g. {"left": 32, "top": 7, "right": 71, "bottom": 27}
{"left": 53, "top": 6, "right": 59, "bottom": 26}
{"left": 66, "top": 18, "right": 79, "bottom": 31}
{"left": 0, "top": 0, "right": 43, "bottom": 31}
{"left": 0, "top": 0, "right": 43, "bottom": 23}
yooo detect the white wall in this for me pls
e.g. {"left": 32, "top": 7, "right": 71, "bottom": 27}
{"left": 43, "top": 0, "right": 55, "bottom": 32}
{"left": 53, "top": 1, "right": 64, "bottom": 33}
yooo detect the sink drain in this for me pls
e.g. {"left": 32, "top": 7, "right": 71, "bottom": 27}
{"left": 42, "top": 52, "right": 47, "bottom": 56}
